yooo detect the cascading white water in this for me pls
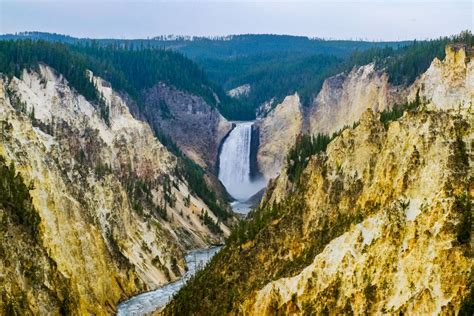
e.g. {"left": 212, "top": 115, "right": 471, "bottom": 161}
{"left": 218, "top": 122, "right": 266, "bottom": 203}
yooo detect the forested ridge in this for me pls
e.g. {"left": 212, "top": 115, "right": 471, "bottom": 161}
{"left": 0, "top": 32, "right": 410, "bottom": 58}
{"left": 0, "top": 40, "right": 111, "bottom": 122}
{"left": 2, "top": 32, "right": 471, "bottom": 120}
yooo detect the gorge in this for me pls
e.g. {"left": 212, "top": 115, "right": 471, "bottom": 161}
{"left": 0, "top": 31, "right": 472, "bottom": 315}
{"left": 116, "top": 247, "right": 221, "bottom": 315}
{"left": 165, "top": 42, "right": 474, "bottom": 315}
{"left": 116, "top": 122, "right": 266, "bottom": 314}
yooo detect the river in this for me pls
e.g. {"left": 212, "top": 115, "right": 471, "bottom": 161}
{"left": 116, "top": 247, "right": 221, "bottom": 315}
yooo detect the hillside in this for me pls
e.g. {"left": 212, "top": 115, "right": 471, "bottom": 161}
{"left": 0, "top": 32, "right": 409, "bottom": 59}
{"left": 165, "top": 44, "right": 473, "bottom": 315}
{"left": 0, "top": 54, "right": 235, "bottom": 314}
{"left": 0, "top": 40, "right": 236, "bottom": 209}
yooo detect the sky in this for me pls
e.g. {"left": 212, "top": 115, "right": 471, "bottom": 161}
{"left": 0, "top": 0, "right": 472, "bottom": 41}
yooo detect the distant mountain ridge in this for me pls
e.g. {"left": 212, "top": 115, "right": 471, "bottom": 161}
{"left": 1, "top": 31, "right": 412, "bottom": 58}
{"left": 0, "top": 31, "right": 428, "bottom": 120}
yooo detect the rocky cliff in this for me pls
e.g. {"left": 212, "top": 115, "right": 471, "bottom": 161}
{"left": 243, "top": 108, "right": 473, "bottom": 315}
{"left": 140, "top": 82, "right": 232, "bottom": 171}
{"left": 228, "top": 84, "right": 251, "bottom": 98}
{"left": 165, "top": 45, "right": 473, "bottom": 315}
{"left": 409, "top": 44, "right": 473, "bottom": 110}
{"left": 255, "top": 45, "right": 472, "bottom": 182}
{"left": 308, "top": 63, "right": 407, "bottom": 135}
{"left": 256, "top": 62, "right": 407, "bottom": 180}
{"left": 0, "top": 65, "right": 232, "bottom": 314}
{"left": 256, "top": 93, "right": 304, "bottom": 179}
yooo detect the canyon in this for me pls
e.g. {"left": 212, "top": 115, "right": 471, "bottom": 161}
{"left": 165, "top": 44, "right": 473, "bottom": 315}
{"left": 0, "top": 33, "right": 472, "bottom": 315}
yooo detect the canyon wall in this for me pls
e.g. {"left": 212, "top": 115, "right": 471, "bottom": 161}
{"left": 256, "top": 63, "right": 407, "bottom": 180}
{"left": 140, "top": 83, "right": 232, "bottom": 171}
{"left": 244, "top": 107, "right": 473, "bottom": 314}
{"left": 0, "top": 65, "right": 232, "bottom": 314}
{"left": 256, "top": 94, "right": 304, "bottom": 179}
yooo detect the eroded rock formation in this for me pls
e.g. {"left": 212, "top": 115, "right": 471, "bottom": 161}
{"left": 0, "top": 65, "right": 232, "bottom": 314}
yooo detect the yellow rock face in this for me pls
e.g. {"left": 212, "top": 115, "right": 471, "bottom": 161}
{"left": 241, "top": 46, "right": 474, "bottom": 314}
{"left": 256, "top": 43, "right": 473, "bottom": 186}
{"left": 410, "top": 44, "right": 473, "bottom": 110}
{"left": 256, "top": 63, "right": 407, "bottom": 182}
{"left": 257, "top": 93, "right": 304, "bottom": 180}
{"left": 0, "top": 65, "right": 232, "bottom": 314}
{"left": 164, "top": 106, "right": 472, "bottom": 315}
{"left": 309, "top": 63, "right": 406, "bottom": 136}
{"left": 160, "top": 45, "right": 472, "bottom": 316}
{"left": 244, "top": 108, "right": 473, "bottom": 315}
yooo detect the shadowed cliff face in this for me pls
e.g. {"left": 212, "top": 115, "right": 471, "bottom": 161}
{"left": 165, "top": 45, "right": 473, "bottom": 315}
{"left": 140, "top": 83, "right": 232, "bottom": 171}
{"left": 0, "top": 65, "right": 233, "bottom": 314}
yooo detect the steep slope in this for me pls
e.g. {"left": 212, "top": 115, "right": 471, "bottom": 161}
{"left": 139, "top": 82, "right": 232, "bottom": 171}
{"left": 255, "top": 43, "right": 469, "bottom": 181}
{"left": 256, "top": 94, "right": 304, "bottom": 179}
{"left": 256, "top": 62, "right": 406, "bottom": 180}
{"left": 243, "top": 109, "right": 472, "bottom": 314}
{"left": 0, "top": 40, "right": 236, "bottom": 176}
{"left": 0, "top": 65, "right": 233, "bottom": 314}
{"left": 165, "top": 44, "right": 473, "bottom": 315}
{"left": 0, "top": 157, "right": 72, "bottom": 315}
{"left": 73, "top": 45, "right": 234, "bottom": 170}
{"left": 308, "top": 63, "right": 407, "bottom": 135}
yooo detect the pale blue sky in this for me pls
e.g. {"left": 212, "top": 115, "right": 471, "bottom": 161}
{"left": 1, "top": 0, "right": 472, "bottom": 40}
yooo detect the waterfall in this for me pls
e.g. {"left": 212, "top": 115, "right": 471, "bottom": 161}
{"left": 218, "top": 122, "right": 265, "bottom": 202}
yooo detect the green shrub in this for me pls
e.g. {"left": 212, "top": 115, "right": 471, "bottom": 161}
{"left": 0, "top": 156, "right": 40, "bottom": 236}
{"left": 379, "top": 90, "right": 421, "bottom": 127}
{"left": 286, "top": 133, "right": 332, "bottom": 183}
{"left": 459, "top": 271, "right": 474, "bottom": 316}
{"left": 455, "top": 193, "right": 472, "bottom": 245}
{"left": 200, "top": 210, "right": 223, "bottom": 235}
{"left": 364, "top": 284, "right": 377, "bottom": 302}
